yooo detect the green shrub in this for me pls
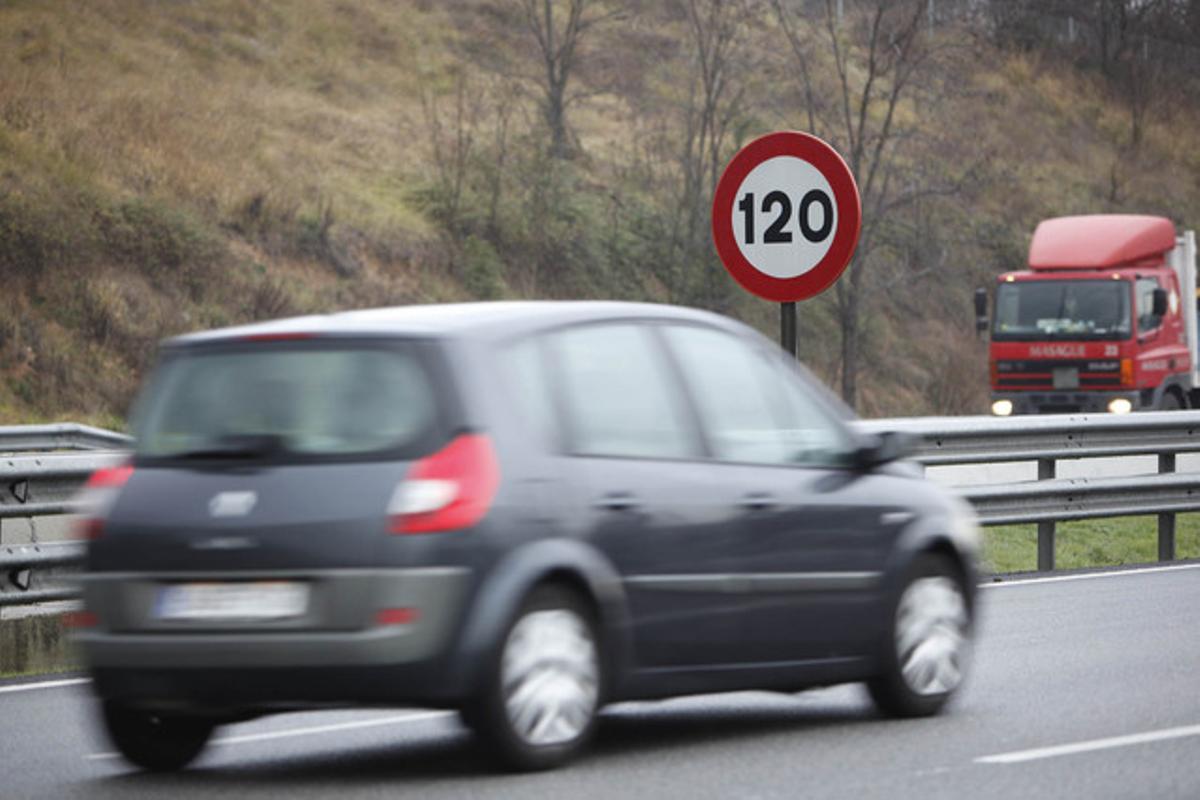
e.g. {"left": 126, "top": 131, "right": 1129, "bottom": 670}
{"left": 0, "top": 190, "right": 90, "bottom": 277}
{"left": 461, "top": 234, "right": 506, "bottom": 299}
{"left": 95, "top": 198, "right": 222, "bottom": 280}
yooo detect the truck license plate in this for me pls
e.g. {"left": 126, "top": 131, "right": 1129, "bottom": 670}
{"left": 1052, "top": 367, "right": 1079, "bottom": 389}
{"left": 155, "top": 581, "right": 309, "bottom": 622}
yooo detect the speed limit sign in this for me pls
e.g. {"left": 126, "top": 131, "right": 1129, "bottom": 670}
{"left": 712, "top": 131, "right": 861, "bottom": 303}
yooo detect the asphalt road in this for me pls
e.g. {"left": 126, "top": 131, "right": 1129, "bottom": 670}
{"left": 2, "top": 563, "right": 1198, "bottom": 800}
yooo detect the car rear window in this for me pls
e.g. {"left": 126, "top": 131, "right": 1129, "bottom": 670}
{"left": 132, "top": 341, "right": 439, "bottom": 461}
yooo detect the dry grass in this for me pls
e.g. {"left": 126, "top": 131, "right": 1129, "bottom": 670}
{"left": 4, "top": 2, "right": 1200, "bottom": 424}
{"left": 0, "top": 0, "right": 473, "bottom": 422}
{"left": 0, "top": 1, "right": 449, "bottom": 236}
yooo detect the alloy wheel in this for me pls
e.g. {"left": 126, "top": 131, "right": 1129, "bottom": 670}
{"left": 500, "top": 607, "right": 599, "bottom": 746}
{"left": 894, "top": 575, "right": 969, "bottom": 696}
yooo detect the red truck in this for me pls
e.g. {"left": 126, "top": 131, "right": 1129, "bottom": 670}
{"left": 976, "top": 215, "right": 1198, "bottom": 415}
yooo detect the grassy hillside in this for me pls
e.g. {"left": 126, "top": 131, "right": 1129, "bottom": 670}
{"left": 3, "top": 0, "right": 1200, "bottom": 426}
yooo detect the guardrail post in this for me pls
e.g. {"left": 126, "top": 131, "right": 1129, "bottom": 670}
{"left": 1037, "top": 458, "right": 1056, "bottom": 571}
{"left": 1158, "top": 453, "right": 1176, "bottom": 561}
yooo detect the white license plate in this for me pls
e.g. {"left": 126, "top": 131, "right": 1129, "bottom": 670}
{"left": 1053, "top": 367, "right": 1079, "bottom": 389}
{"left": 155, "top": 581, "right": 309, "bottom": 622}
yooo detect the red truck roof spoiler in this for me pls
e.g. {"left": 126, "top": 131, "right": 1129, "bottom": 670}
{"left": 1028, "top": 215, "right": 1176, "bottom": 270}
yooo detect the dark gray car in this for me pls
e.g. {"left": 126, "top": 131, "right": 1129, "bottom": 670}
{"left": 75, "top": 301, "right": 981, "bottom": 772}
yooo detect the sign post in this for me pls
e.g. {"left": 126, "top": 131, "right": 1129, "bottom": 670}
{"left": 781, "top": 302, "right": 797, "bottom": 358}
{"left": 711, "top": 131, "right": 861, "bottom": 358}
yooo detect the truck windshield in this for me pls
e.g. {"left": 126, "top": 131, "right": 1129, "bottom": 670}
{"left": 131, "top": 342, "right": 440, "bottom": 462}
{"left": 993, "top": 280, "right": 1131, "bottom": 341}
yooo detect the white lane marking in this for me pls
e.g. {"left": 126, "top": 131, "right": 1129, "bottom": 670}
{"left": 0, "top": 677, "right": 89, "bottom": 695}
{"left": 86, "top": 710, "right": 454, "bottom": 760}
{"left": 913, "top": 766, "right": 953, "bottom": 777}
{"left": 977, "top": 723, "right": 1200, "bottom": 765}
{"left": 981, "top": 562, "right": 1200, "bottom": 588}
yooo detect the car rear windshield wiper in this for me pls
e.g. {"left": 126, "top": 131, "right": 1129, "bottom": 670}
{"left": 170, "top": 433, "right": 290, "bottom": 460}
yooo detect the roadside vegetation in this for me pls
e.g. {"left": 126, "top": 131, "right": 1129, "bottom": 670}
{"left": 0, "top": 613, "right": 76, "bottom": 678}
{"left": 4, "top": 0, "right": 1200, "bottom": 425}
{"left": 983, "top": 515, "right": 1200, "bottom": 575}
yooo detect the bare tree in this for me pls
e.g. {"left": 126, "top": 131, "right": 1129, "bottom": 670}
{"left": 987, "top": 0, "right": 1173, "bottom": 151}
{"left": 481, "top": 79, "right": 520, "bottom": 238}
{"left": 675, "top": 0, "right": 758, "bottom": 306}
{"left": 420, "top": 71, "right": 483, "bottom": 233}
{"left": 1062, "top": 0, "right": 1169, "bottom": 150}
{"left": 772, "top": 0, "right": 946, "bottom": 408}
{"left": 518, "top": 0, "right": 619, "bottom": 157}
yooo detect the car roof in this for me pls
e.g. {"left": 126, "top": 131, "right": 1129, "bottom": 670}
{"left": 164, "top": 301, "right": 749, "bottom": 347}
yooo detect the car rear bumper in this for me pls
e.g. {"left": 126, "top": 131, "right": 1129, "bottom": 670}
{"left": 77, "top": 567, "right": 471, "bottom": 670}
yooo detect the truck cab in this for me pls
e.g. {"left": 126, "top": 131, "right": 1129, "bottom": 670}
{"left": 980, "top": 215, "right": 1198, "bottom": 415}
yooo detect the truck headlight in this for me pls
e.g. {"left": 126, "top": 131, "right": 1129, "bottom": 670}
{"left": 991, "top": 399, "right": 1014, "bottom": 416}
{"left": 1107, "top": 397, "right": 1133, "bottom": 414}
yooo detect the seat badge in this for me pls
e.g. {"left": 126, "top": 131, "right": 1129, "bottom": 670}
{"left": 208, "top": 491, "right": 258, "bottom": 518}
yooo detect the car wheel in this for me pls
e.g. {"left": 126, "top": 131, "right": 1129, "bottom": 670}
{"left": 463, "top": 585, "right": 602, "bottom": 771}
{"left": 867, "top": 554, "right": 971, "bottom": 718}
{"left": 101, "top": 701, "right": 215, "bottom": 772}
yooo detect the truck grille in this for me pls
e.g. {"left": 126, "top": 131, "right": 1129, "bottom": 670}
{"left": 994, "top": 359, "right": 1121, "bottom": 390}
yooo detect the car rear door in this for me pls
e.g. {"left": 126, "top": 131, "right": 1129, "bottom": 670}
{"left": 542, "top": 321, "right": 750, "bottom": 669}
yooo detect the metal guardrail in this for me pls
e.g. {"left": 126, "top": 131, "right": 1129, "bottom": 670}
{"left": 2, "top": 414, "right": 1200, "bottom": 608}
{"left": 0, "top": 542, "right": 84, "bottom": 607}
{"left": 856, "top": 411, "right": 1200, "bottom": 465}
{"left": 0, "top": 423, "right": 132, "bottom": 454}
{"left": 857, "top": 410, "right": 1200, "bottom": 570}
{"left": 0, "top": 453, "right": 121, "bottom": 520}
{"left": 0, "top": 447, "right": 122, "bottom": 609}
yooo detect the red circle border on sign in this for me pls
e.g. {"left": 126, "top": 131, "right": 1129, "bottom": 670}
{"left": 711, "top": 131, "right": 862, "bottom": 303}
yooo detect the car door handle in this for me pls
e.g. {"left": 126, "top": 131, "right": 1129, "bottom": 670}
{"left": 738, "top": 492, "right": 777, "bottom": 511}
{"left": 594, "top": 492, "right": 639, "bottom": 512}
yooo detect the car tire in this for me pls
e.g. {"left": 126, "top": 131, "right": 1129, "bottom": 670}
{"left": 867, "top": 554, "right": 972, "bottom": 718}
{"left": 462, "top": 585, "right": 602, "bottom": 771}
{"left": 100, "top": 701, "right": 215, "bottom": 772}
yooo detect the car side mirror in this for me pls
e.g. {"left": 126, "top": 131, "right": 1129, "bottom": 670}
{"left": 974, "top": 287, "right": 989, "bottom": 336}
{"left": 1152, "top": 288, "right": 1168, "bottom": 318}
{"left": 853, "top": 431, "right": 918, "bottom": 471}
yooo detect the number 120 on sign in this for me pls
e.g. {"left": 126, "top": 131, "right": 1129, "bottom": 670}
{"left": 729, "top": 155, "right": 839, "bottom": 281}
{"left": 737, "top": 189, "right": 834, "bottom": 245}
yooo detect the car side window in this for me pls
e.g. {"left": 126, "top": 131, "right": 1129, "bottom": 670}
{"left": 661, "top": 325, "right": 796, "bottom": 464}
{"left": 769, "top": 356, "right": 857, "bottom": 467}
{"left": 551, "top": 323, "right": 699, "bottom": 460}
{"left": 497, "top": 335, "right": 559, "bottom": 448}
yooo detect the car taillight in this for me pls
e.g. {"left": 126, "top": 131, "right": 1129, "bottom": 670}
{"left": 375, "top": 608, "right": 419, "bottom": 626}
{"left": 63, "top": 610, "right": 99, "bottom": 629}
{"left": 72, "top": 463, "right": 133, "bottom": 541}
{"left": 388, "top": 434, "right": 500, "bottom": 534}
{"left": 1120, "top": 358, "right": 1134, "bottom": 387}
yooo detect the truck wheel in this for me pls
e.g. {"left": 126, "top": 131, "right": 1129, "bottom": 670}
{"left": 867, "top": 554, "right": 972, "bottom": 718}
{"left": 1161, "top": 391, "right": 1182, "bottom": 410}
{"left": 462, "top": 585, "right": 602, "bottom": 771}
{"left": 101, "top": 701, "right": 215, "bottom": 771}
